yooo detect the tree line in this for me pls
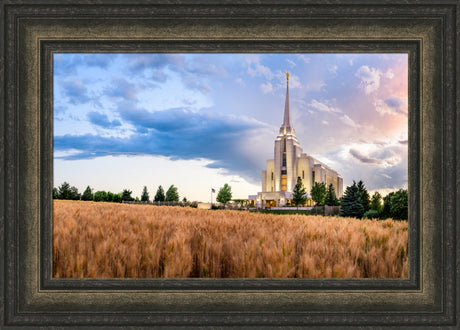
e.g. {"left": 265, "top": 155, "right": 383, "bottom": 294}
{"left": 292, "top": 177, "right": 408, "bottom": 220}
{"left": 53, "top": 182, "right": 182, "bottom": 203}
{"left": 53, "top": 181, "right": 234, "bottom": 207}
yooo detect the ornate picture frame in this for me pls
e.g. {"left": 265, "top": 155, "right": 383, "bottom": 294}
{"left": 1, "top": 1, "right": 458, "bottom": 328}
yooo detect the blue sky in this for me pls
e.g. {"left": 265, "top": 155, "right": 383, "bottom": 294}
{"left": 54, "top": 53, "right": 408, "bottom": 202}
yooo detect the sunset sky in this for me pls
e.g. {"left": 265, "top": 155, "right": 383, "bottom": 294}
{"left": 53, "top": 53, "right": 408, "bottom": 202}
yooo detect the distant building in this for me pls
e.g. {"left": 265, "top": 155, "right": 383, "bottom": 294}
{"left": 255, "top": 73, "right": 343, "bottom": 209}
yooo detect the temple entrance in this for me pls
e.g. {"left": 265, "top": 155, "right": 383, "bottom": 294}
{"left": 265, "top": 200, "right": 276, "bottom": 208}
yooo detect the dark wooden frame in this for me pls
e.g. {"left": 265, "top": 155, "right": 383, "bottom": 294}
{"left": 1, "top": 1, "right": 458, "bottom": 328}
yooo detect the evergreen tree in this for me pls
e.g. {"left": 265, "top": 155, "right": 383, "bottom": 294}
{"left": 121, "top": 189, "right": 134, "bottom": 202}
{"left": 340, "top": 181, "right": 364, "bottom": 218}
{"left": 57, "top": 182, "right": 72, "bottom": 200}
{"left": 141, "top": 186, "right": 150, "bottom": 202}
{"left": 69, "top": 186, "right": 81, "bottom": 200}
{"left": 52, "top": 187, "right": 59, "bottom": 199}
{"left": 57, "top": 182, "right": 80, "bottom": 200}
{"left": 357, "top": 180, "right": 371, "bottom": 212}
{"left": 292, "top": 176, "right": 307, "bottom": 208}
{"left": 165, "top": 185, "right": 179, "bottom": 202}
{"left": 390, "top": 189, "right": 408, "bottom": 220}
{"left": 325, "top": 183, "right": 340, "bottom": 206}
{"left": 81, "top": 186, "right": 93, "bottom": 201}
{"left": 216, "top": 183, "right": 232, "bottom": 206}
{"left": 154, "top": 185, "right": 165, "bottom": 202}
{"left": 310, "top": 182, "right": 327, "bottom": 206}
{"left": 370, "top": 191, "right": 383, "bottom": 212}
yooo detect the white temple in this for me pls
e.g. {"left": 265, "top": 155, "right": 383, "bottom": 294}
{"left": 255, "top": 73, "right": 343, "bottom": 208}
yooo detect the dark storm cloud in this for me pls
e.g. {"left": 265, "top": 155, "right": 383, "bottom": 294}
{"left": 54, "top": 107, "right": 267, "bottom": 183}
{"left": 104, "top": 77, "right": 138, "bottom": 100}
{"left": 59, "top": 78, "right": 91, "bottom": 105}
{"left": 123, "top": 54, "right": 185, "bottom": 74}
{"left": 349, "top": 149, "right": 381, "bottom": 164}
{"left": 54, "top": 53, "right": 116, "bottom": 76}
{"left": 384, "top": 96, "right": 407, "bottom": 115}
{"left": 87, "top": 111, "right": 122, "bottom": 128}
{"left": 122, "top": 54, "right": 225, "bottom": 93}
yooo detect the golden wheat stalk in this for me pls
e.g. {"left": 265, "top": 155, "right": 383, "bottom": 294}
{"left": 53, "top": 200, "right": 408, "bottom": 278}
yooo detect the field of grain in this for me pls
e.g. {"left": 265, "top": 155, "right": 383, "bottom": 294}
{"left": 53, "top": 200, "right": 408, "bottom": 278}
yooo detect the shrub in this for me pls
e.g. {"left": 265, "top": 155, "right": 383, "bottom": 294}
{"left": 363, "top": 210, "right": 380, "bottom": 219}
{"left": 93, "top": 191, "right": 108, "bottom": 202}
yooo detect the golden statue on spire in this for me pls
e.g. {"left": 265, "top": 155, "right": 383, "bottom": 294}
{"left": 285, "top": 71, "right": 289, "bottom": 84}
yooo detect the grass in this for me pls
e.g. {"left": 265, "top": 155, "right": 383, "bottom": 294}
{"left": 53, "top": 200, "right": 408, "bottom": 278}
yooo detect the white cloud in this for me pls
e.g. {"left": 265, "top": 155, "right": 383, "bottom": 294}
{"left": 355, "top": 65, "right": 381, "bottom": 94}
{"left": 340, "top": 115, "right": 360, "bottom": 128}
{"left": 305, "top": 80, "right": 326, "bottom": 92}
{"left": 385, "top": 69, "right": 394, "bottom": 79}
{"left": 288, "top": 74, "right": 302, "bottom": 89}
{"left": 235, "top": 77, "right": 246, "bottom": 87}
{"left": 349, "top": 59, "right": 354, "bottom": 66}
{"left": 328, "top": 65, "right": 338, "bottom": 74}
{"left": 373, "top": 97, "right": 408, "bottom": 116}
{"left": 246, "top": 58, "right": 274, "bottom": 80}
{"left": 295, "top": 54, "right": 310, "bottom": 64}
{"left": 286, "top": 59, "right": 296, "bottom": 67}
{"left": 342, "top": 142, "right": 402, "bottom": 168}
{"left": 260, "top": 82, "right": 273, "bottom": 94}
{"left": 308, "top": 99, "right": 341, "bottom": 114}
{"left": 322, "top": 120, "right": 329, "bottom": 125}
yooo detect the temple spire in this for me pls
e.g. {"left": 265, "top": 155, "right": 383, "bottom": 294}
{"left": 281, "top": 72, "right": 294, "bottom": 135}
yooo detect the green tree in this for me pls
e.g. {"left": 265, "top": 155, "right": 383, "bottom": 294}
{"left": 292, "top": 176, "right": 307, "bottom": 208}
{"left": 370, "top": 191, "right": 383, "bottom": 213}
{"left": 121, "top": 189, "right": 134, "bottom": 202}
{"left": 52, "top": 187, "right": 59, "bottom": 199}
{"left": 81, "top": 186, "right": 93, "bottom": 201}
{"left": 216, "top": 183, "right": 232, "bottom": 206}
{"left": 57, "top": 182, "right": 80, "bottom": 200}
{"left": 165, "top": 185, "right": 179, "bottom": 202}
{"left": 325, "top": 183, "right": 340, "bottom": 206}
{"left": 112, "top": 193, "right": 122, "bottom": 203}
{"left": 340, "top": 181, "right": 364, "bottom": 218}
{"left": 390, "top": 189, "right": 408, "bottom": 220}
{"left": 57, "top": 182, "right": 72, "bottom": 200}
{"left": 141, "top": 186, "right": 150, "bottom": 202}
{"left": 357, "top": 180, "right": 371, "bottom": 212}
{"left": 154, "top": 185, "right": 165, "bottom": 202}
{"left": 69, "top": 186, "right": 81, "bottom": 200}
{"left": 93, "top": 190, "right": 108, "bottom": 202}
{"left": 106, "top": 191, "right": 115, "bottom": 202}
{"left": 381, "top": 191, "right": 395, "bottom": 219}
{"left": 310, "top": 182, "right": 327, "bottom": 206}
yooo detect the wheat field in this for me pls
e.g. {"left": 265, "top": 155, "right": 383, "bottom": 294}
{"left": 53, "top": 200, "right": 408, "bottom": 278}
